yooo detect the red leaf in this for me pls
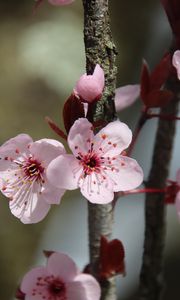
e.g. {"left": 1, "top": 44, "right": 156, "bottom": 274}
{"left": 45, "top": 117, "right": 67, "bottom": 140}
{"left": 63, "top": 93, "right": 85, "bottom": 134}
{"left": 150, "top": 53, "right": 172, "bottom": 90}
{"left": 99, "top": 236, "right": 125, "bottom": 279}
{"left": 143, "top": 89, "right": 174, "bottom": 108}
{"left": 108, "top": 239, "right": 125, "bottom": 275}
{"left": 140, "top": 60, "right": 150, "bottom": 100}
{"left": 165, "top": 181, "right": 179, "bottom": 204}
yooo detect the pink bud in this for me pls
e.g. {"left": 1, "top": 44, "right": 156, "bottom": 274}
{"left": 172, "top": 50, "right": 180, "bottom": 80}
{"left": 74, "top": 64, "right": 105, "bottom": 103}
{"left": 48, "top": 0, "right": 74, "bottom": 6}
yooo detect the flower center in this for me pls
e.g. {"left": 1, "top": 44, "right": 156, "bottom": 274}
{"left": 23, "top": 157, "right": 44, "bottom": 182}
{"left": 80, "top": 153, "right": 101, "bottom": 175}
{"left": 32, "top": 276, "right": 67, "bottom": 300}
{"left": 49, "top": 279, "right": 66, "bottom": 297}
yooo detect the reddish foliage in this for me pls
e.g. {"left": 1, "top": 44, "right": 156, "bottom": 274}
{"left": 99, "top": 236, "right": 125, "bottom": 279}
{"left": 140, "top": 54, "right": 174, "bottom": 108}
{"left": 45, "top": 116, "right": 67, "bottom": 140}
{"left": 63, "top": 93, "right": 85, "bottom": 134}
{"left": 165, "top": 180, "right": 179, "bottom": 204}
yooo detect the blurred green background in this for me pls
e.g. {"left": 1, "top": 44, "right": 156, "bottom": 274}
{"left": 0, "top": 0, "right": 180, "bottom": 299}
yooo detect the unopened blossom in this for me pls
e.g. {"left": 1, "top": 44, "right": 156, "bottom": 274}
{"left": 48, "top": 0, "right": 74, "bottom": 6}
{"left": 115, "top": 84, "right": 140, "bottom": 112}
{"left": 0, "top": 134, "right": 65, "bottom": 223}
{"left": 20, "top": 251, "right": 101, "bottom": 300}
{"left": 172, "top": 50, "right": 180, "bottom": 80}
{"left": 74, "top": 64, "right": 105, "bottom": 103}
{"left": 47, "top": 118, "right": 143, "bottom": 204}
{"left": 175, "top": 169, "right": 180, "bottom": 218}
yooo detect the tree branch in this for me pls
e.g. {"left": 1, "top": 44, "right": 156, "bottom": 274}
{"left": 82, "top": 1, "right": 117, "bottom": 299}
{"left": 138, "top": 77, "right": 180, "bottom": 300}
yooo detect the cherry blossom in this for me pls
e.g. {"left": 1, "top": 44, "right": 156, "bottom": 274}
{"left": 48, "top": 0, "right": 75, "bottom": 5}
{"left": 74, "top": 64, "right": 105, "bottom": 103}
{"left": 115, "top": 84, "right": 140, "bottom": 112}
{"left": 47, "top": 118, "right": 143, "bottom": 204}
{"left": 0, "top": 134, "right": 65, "bottom": 224}
{"left": 20, "top": 252, "right": 101, "bottom": 300}
{"left": 172, "top": 50, "right": 180, "bottom": 80}
{"left": 175, "top": 169, "right": 180, "bottom": 218}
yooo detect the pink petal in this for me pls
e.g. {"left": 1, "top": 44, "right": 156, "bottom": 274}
{"left": 93, "top": 64, "right": 105, "bottom": 93}
{"left": 21, "top": 266, "right": 48, "bottom": 294}
{"left": 74, "top": 64, "right": 104, "bottom": 102}
{"left": 68, "top": 118, "right": 94, "bottom": 156}
{"left": 115, "top": 84, "right": 140, "bottom": 112}
{"left": 79, "top": 173, "right": 114, "bottom": 204}
{"left": 29, "top": 139, "right": 65, "bottom": 167}
{"left": 0, "top": 134, "right": 32, "bottom": 170}
{"left": 9, "top": 193, "right": 51, "bottom": 224}
{"left": 175, "top": 191, "right": 180, "bottom": 219}
{"left": 48, "top": 0, "right": 74, "bottom": 5}
{"left": 172, "top": 50, "right": 180, "bottom": 80}
{"left": 25, "top": 295, "right": 43, "bottom": 300}
{"left": 176, "top": 169, "right": 180, "bottom": 185}
{"left": 0, "top": 134, "right": 32, "bottom": 152}
{"left": 94, "top": 120, "right": 132, "bottom": 156}
{"left": 67, "top": 274, "right": 101, "bottom": 300}
{"left": 108, "top": 156, "right": 143, "bottom": 192}
{"left": 47, "top": 154, "right": 80, "bottom": 190}
{"left": 41, "top": 181, "right": 65, "bottom": 204}
{"left": 47, "top": 252, "right": 79, "bottom": 281}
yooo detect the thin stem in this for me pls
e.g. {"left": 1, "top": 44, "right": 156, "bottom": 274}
{"left": 121, "top": 188, "right": 166, "bottom": 196}
{"left": 147, "top": 112, "right": 180, "bottom": 121}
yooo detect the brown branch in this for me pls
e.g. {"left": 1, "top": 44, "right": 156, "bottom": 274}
{"left": 138, "top": 76, "right": 180, "bottom": 300}
{"left": 82, "top": 1, "right": 117, "bottom": 299}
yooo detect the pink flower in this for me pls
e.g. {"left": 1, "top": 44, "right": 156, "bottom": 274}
{"left": 20, "top": 252, "right": 101, "bottom": 300}
{"left": 172, "top": 50, "right": 180, "bottom": 79}
{"left": 47, "top": 118, "right": 143, "bottom": 204}
{"left": 74, "top": 64, "right": 105, "bottom": 103}
{"left": 0, "top": 134, "right": 65, "bottom": 223}
{"left": 115, "top": 84, "right": 140, "bottom": 112}
{"left": 175, "top": 169, "right": 180, "bottom": 218}
{"left": 48, "top": 0, "right": 74, "bottom": 6}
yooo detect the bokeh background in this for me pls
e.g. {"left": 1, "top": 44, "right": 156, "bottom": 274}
{"left": 0, "top": 0, "right": 180, "bottom": 299}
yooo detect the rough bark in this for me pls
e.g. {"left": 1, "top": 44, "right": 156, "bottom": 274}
{"left": 138, "top": 77, "right": 180, "bottom": 300}
{"left": 82, "top": 1, "right": 117, "bottom": 299}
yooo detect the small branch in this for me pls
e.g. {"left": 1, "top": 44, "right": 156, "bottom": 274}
{"left": 147, "top": 113, "right": 180, "bottom": 121}
{"left": 120, "top": 188, "right": 166, "bottom": 197}
{"left": 82, "top": 1, "right": 117, "bottom": 299}
{"left": 138, "top": 76, "right": 180, "bottom": 300}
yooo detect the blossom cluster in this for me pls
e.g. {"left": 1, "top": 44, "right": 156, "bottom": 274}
{"left": 0, "top": 117, "right": 143, "bottom": 223}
